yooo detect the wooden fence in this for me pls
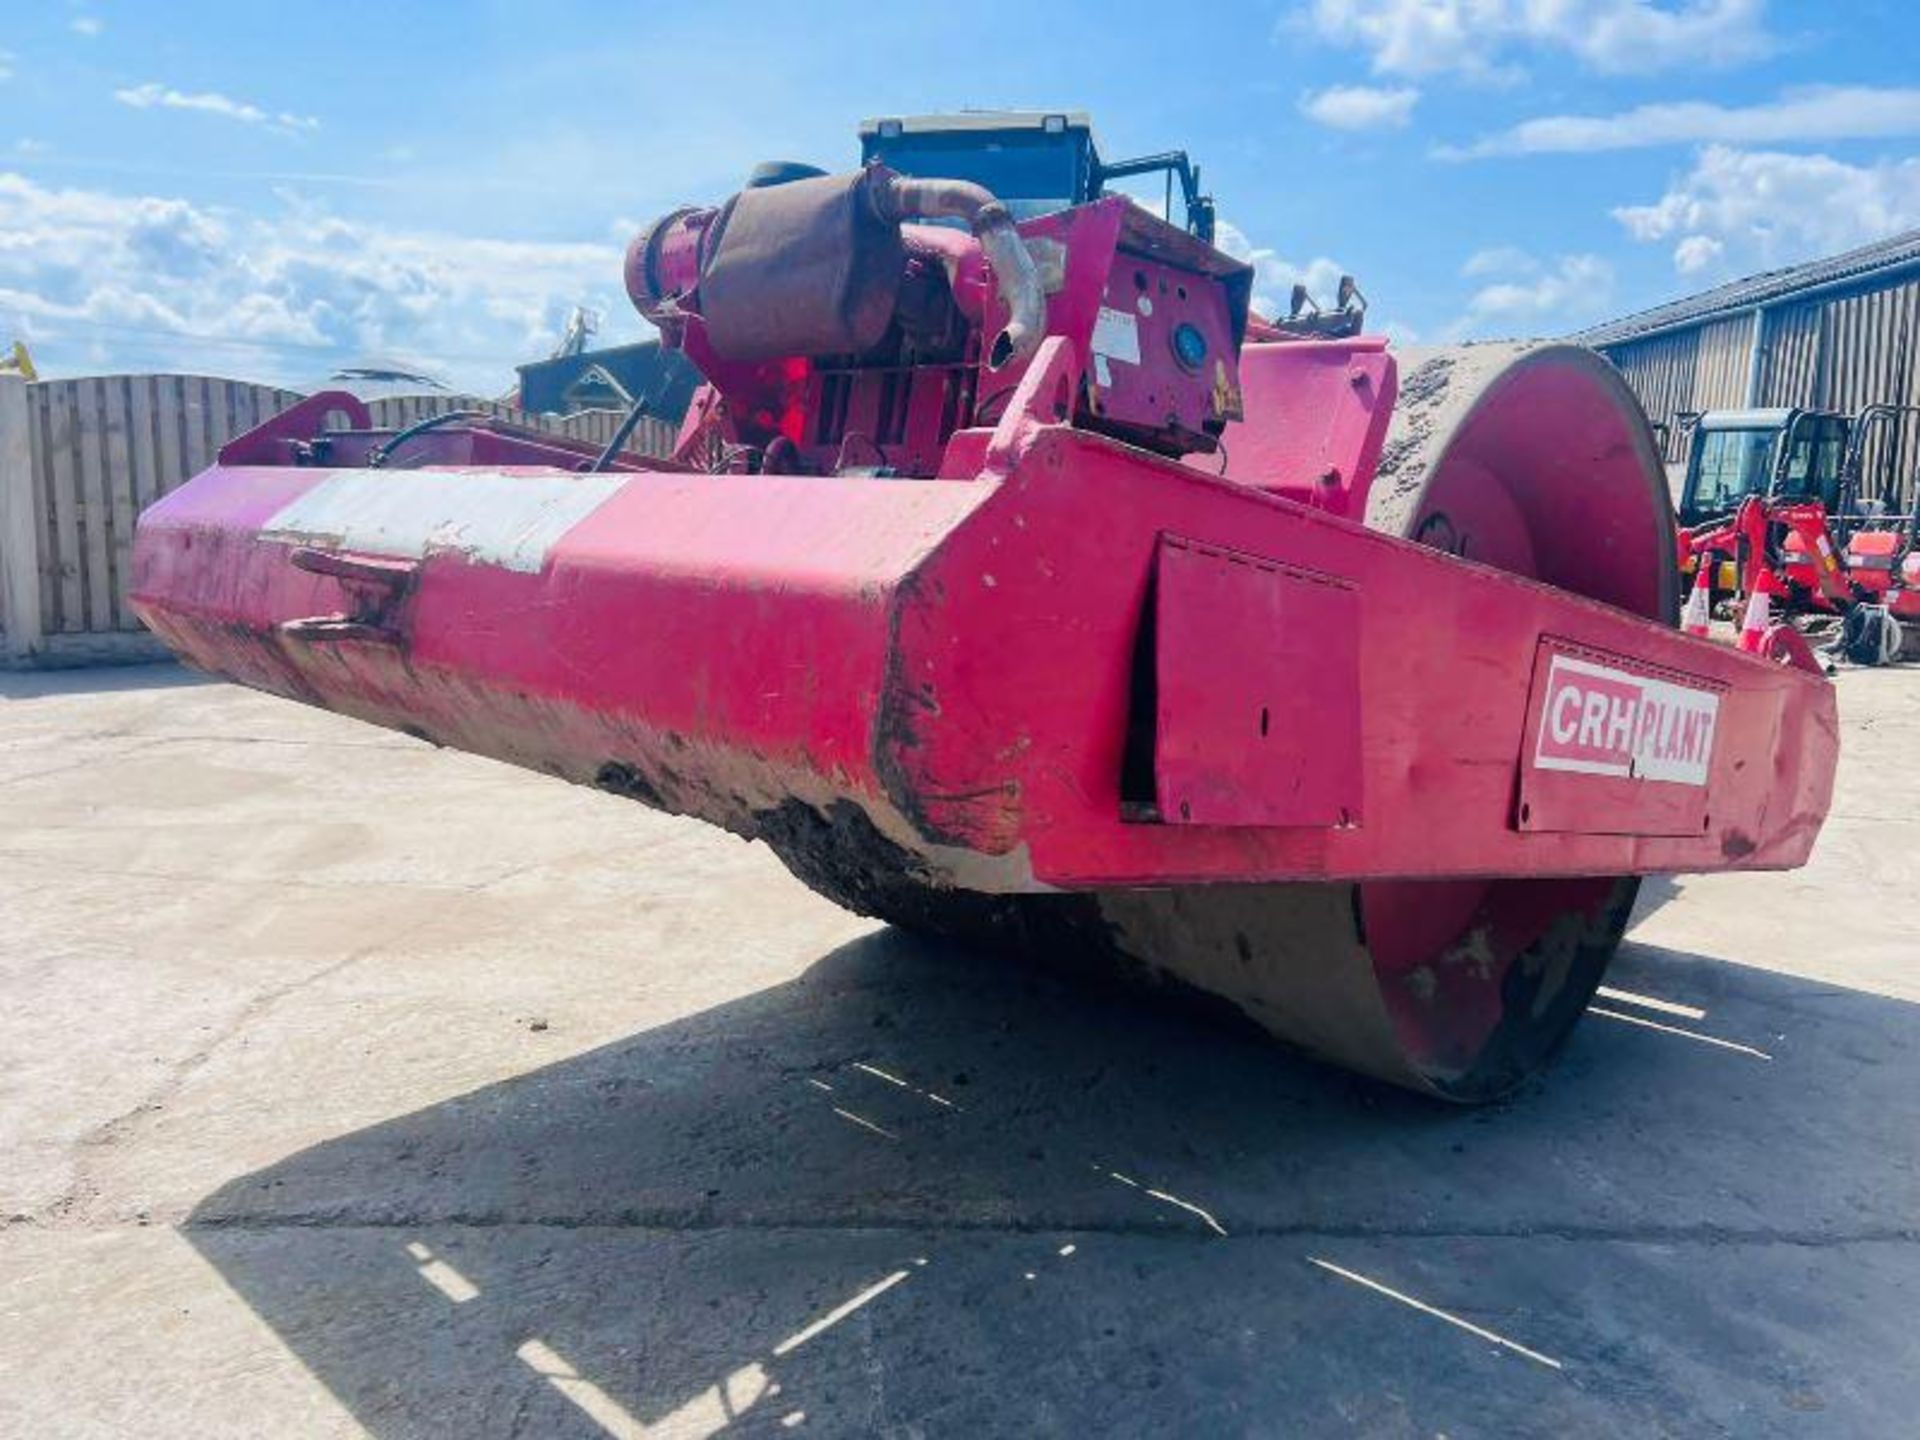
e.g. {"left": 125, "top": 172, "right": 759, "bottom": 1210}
{"left": 0, "top": 373, "right": 678, "bottom": 667}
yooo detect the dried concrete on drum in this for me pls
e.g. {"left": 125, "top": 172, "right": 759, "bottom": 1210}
{"left": 1, "top": 662, "right": 1915, "bottom": 1437}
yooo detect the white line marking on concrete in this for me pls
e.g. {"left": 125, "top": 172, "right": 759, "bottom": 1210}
{"left": 1101, "top": 1166, "right": 1227, "bottom": 1236}
{"left": 1307, "top": 1258, "right": 1565, "bottom": 1371}
{"left": 1590, "top": 1006, "right": 1771, "bottom": 1060}
{"left": 416, "top": 1259, "right": 479, "bottom": 1304}
{"left": 1596, "top": 985, "right": 1707, "bottom": 1022}
{"left": 831, "top": 1107, "right": 899, "bottom": 1140}
{"left": 652, "top": 1362, "right": 771, "bottom": 1437}
{"left": 852, "top": 1060, "right": 962, "bottom": 1111}
{"left": 516, "top": 1339, "right": 647, "bottom": 1438}
{"left": 771, "top": 1270, "right": 912, "bottom": 1357}
{"left": 1145, "top": 1188, "right": 1230, "bottom": 1237}
{"left": 403, "top": 1241, "right": 478, "bottom": 1303}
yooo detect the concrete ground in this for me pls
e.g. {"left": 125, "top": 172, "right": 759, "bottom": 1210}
{"left": 0, "top": 663, "right": 1915, "bottom": 1439}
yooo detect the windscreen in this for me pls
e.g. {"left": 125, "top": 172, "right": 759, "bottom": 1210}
{"left": 862, "top": 130, "right": 1086, "bottom": 219}
{"left": 1779, "top": 414, "right": 1845, "bottom": 505}
{"left": 1688, "top": 428, "right": 1777, "bottom": 518}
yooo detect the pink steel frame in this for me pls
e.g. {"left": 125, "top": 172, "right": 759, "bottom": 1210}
{"left": 131, "top": 334, "right": 1837, "bottom": 897}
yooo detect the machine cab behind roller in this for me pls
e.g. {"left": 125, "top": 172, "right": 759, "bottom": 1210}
{"left": 1677, "top": 408, "right": 1849, "bottom": 529}
{"left": 1677, "top": 403, "right": 1920, "bottom": 634}
{"left": 858, "top": 111, "right": 1214, "bottom": 240}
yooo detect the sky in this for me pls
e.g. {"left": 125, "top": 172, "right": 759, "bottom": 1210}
{"left": 3, "top": 0, "right": 1918, "bottom": 394}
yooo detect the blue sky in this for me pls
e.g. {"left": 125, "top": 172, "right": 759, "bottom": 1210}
{"left": 3, "top": 0, "right": 1918, "bottom": 392}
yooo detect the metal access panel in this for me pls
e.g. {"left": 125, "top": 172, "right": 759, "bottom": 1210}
{"left": 1154, "top": 534, "right": 1362, "bottom": 827}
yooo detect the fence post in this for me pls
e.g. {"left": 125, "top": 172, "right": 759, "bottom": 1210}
{"left": 0, "top": 374, "right": 43, "bottom": 664}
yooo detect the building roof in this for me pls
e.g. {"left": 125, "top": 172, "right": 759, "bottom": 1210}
{"left": 515, "top": 340, "right": 701, "bottom": 422}
{"left": 305, "top": 363, "right": 451, "bottom": 400}
{"left": 1576, "top": 228, "right": 1920, "bottom": 348}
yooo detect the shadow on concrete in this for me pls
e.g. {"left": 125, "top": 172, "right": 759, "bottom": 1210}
{"left": 1626, "top": 872, "right": 1682, "bottom": 928}
{"left": 187, "top": 929, "right": 1920, "bottom": 1437}
{"left": 0, "top": 661, "right": 211, "bottom": 701}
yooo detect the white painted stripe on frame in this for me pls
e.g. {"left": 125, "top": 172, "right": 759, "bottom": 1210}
{"left": 262, "top": 469, "right": 627, "bottom": 573}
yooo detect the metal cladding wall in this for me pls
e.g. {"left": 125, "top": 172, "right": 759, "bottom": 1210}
{"left": 1757, "top": 280, "right": 1920, "bottom": 498}
{"left": 1598, "top": 269, "right": 1920, "bottom": 504}
{"left": 1602, "top": 313, "right": 1755, "bottom": 463}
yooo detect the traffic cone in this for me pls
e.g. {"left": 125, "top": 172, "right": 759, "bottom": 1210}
{"left": 1681, "top": 560, "right": 1712, "bottom": 638}
{"left": 1736, "top": 569, "right": 1775, "bottom": 654}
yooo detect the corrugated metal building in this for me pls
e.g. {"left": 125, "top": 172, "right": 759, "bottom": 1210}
{"left": 1575, "top": 230, "right": 1920, "bottom": 495}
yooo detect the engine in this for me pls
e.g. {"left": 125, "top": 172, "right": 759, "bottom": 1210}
{"left": 625, "top": 165, "right": 1253, "bottom": 476}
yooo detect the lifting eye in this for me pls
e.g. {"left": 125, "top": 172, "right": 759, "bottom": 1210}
{"left": 1171, "top": 322, "right": 1208, "bottom": 372}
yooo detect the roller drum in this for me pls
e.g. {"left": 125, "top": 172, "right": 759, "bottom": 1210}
{"left": 761, "top": 343, "right": 1675, "bottom": 1101}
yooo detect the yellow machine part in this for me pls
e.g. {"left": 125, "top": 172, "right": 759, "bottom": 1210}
{"left": 1681, "top": 553, "right": 1740, "bottom": 591}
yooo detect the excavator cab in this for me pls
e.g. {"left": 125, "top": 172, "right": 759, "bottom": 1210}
{"left": 1677, "top": 403, "right": 1920, "bottom": 631}
{"left": 1678, "top": 408, "right": 1847, "bottom": 528}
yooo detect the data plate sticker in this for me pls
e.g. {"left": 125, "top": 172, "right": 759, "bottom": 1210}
{"left": 1090, "top": 306, "right": 1141, "bottom": 365}
{"left": 1517, "top": 643, "right": 1723, "bottom": 836}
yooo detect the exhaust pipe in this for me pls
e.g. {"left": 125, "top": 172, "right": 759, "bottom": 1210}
{"left": 867, "top": 174, "right": 1045, "bottom": 369}
{"left": 626, "top": 166, "right": 1045, "bottom": 370}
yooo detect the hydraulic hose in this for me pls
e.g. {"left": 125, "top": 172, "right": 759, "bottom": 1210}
{"left": 367, "top": 409, "right": 487, "bottom": 469}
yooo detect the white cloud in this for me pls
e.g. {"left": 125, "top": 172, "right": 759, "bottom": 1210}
{"left": 1299, "top": 84, "right": 1420, "bottom": 130}
{"left": 1449, "top": 250, "right": 1615, "bottom": 336}
{"left": 71, "top": 15, "right": 104, "bottom": 36}
{"left": 1215, "top": 219, "right": 1349, "bottom": 319}
{"left": 1460, "top": 244, "right": 1538, "bottom": 277}
{"left": 0, "top": 172, "right": 634, "bottom": 392}
{"left": 1299, "top": 0, "right": 1771, "bottom": 79}
{"left": 1446, "top": 85, "right": 1920, "bottom": 157}
{"left": 1613, "top": 145, "right": 1920, "bottom": 274}
{"left": 0, "top": 50, "right": 14, "bottom": 82}
{"left": 1672, "top": 234, "right": 1725, "bottom": 273}
{"left": 114, "top": 82, "right": 320, "bottom": 136}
